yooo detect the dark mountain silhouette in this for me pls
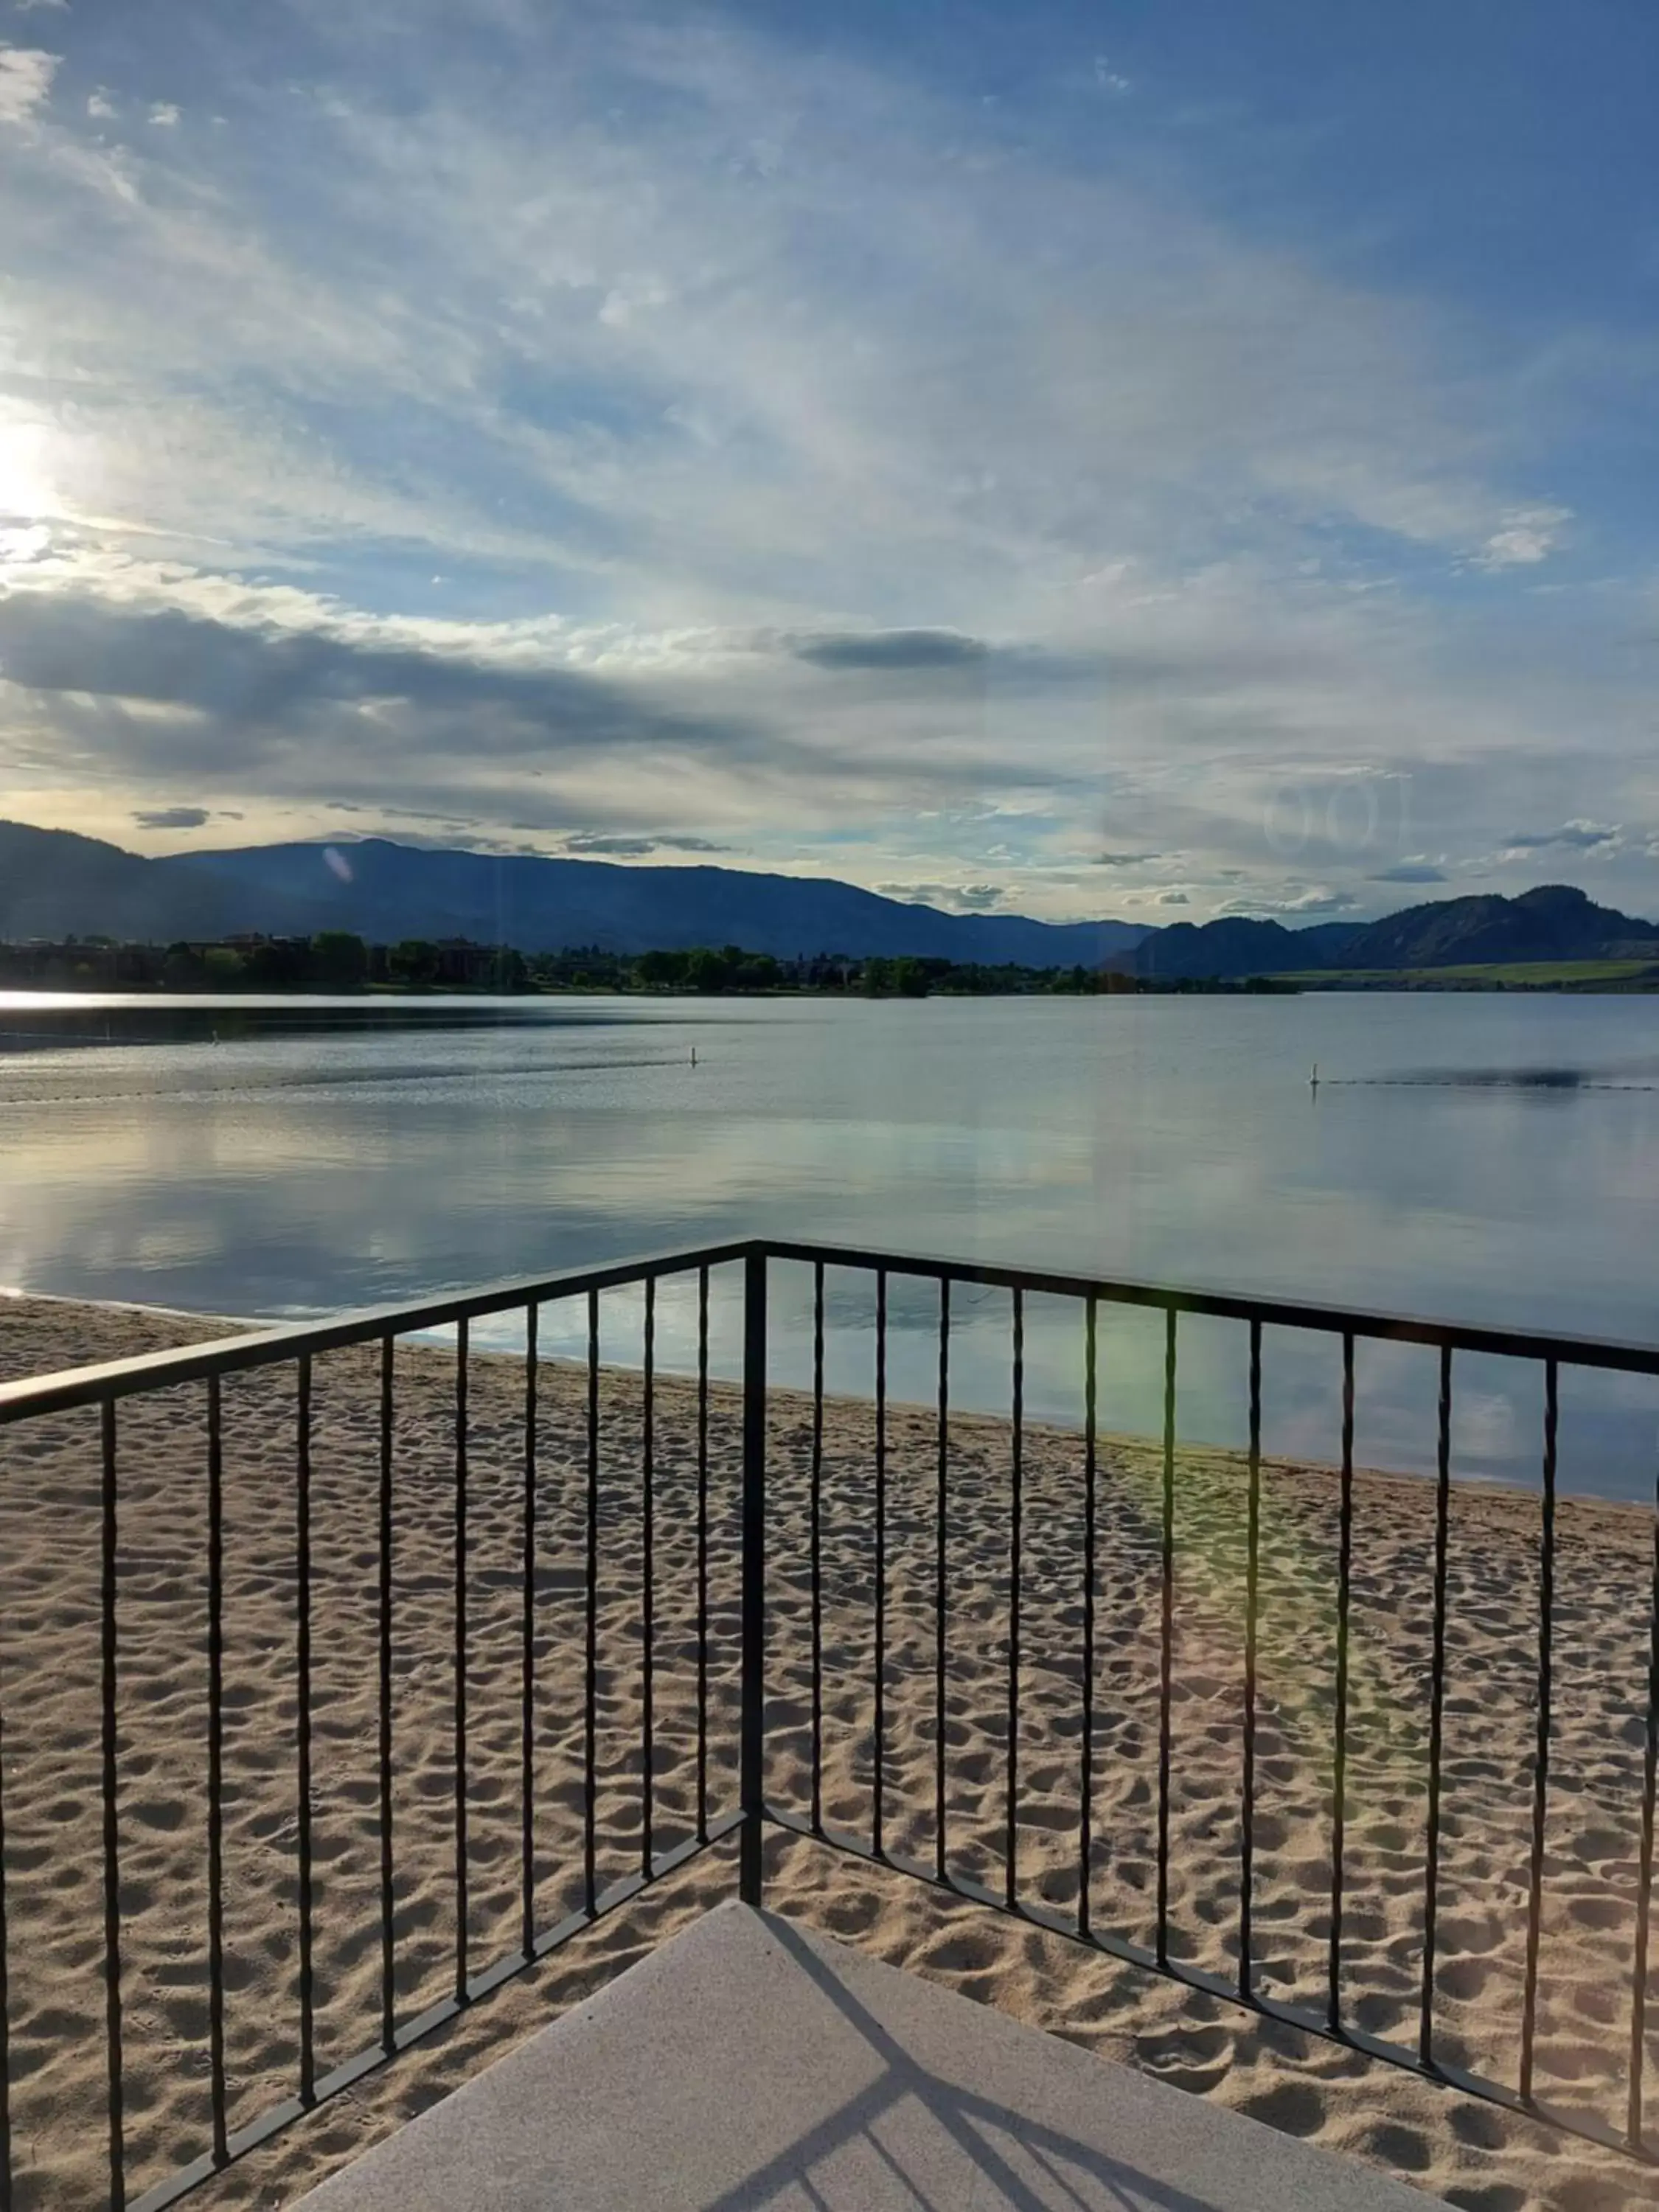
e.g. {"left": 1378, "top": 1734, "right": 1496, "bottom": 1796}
{"left": 150, "top": 836, "right": 1151, "bottom": 963}
{"left": 1335, "top": 884, "right": 1659, "bottom": 969}
{"left": 0, "top": 821, "right": 327, "bottom": 942}
{"left": 1124, "top": 885, "right": 1658, "bottom": 979}
{"left": 5, "top": 821, "right": 1653, "bottom": 976}
{"left": 1292, "top": 921, "right": 1374, "bottom": 964}
{"left": 0, "top": 822, "right": 1147, "bottom": 964}
{"left": 1128, "top": 916, "right": 1364, "bottom": 980}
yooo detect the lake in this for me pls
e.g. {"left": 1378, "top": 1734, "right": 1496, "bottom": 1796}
{"left": 3, "top": 992, "right": 1658, "bottom": 1498}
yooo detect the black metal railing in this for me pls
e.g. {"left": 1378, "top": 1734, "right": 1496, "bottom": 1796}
{"left": 1, "top": 1236, "right": 1656, "bottom": 2210}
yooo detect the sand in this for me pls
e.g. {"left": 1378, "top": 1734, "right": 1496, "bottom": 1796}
{"left": 1, "top": 1293, "right": 1657, "bottom": 2212}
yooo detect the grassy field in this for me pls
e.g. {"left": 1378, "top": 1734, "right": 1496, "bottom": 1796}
{"left": 1287, "top": 957, "right": 1659, "bottom": 990}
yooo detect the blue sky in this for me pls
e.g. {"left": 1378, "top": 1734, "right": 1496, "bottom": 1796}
{"left": 1, "top": 0, "right": 1656, "bottom": 923}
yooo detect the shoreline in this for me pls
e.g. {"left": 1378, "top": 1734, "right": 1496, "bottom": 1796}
{"left": 1, "top": 1282, "right": 261, "bottom": 1329}
{"left": 5, "top": 1290, "right": 1655, "bottom": 1537}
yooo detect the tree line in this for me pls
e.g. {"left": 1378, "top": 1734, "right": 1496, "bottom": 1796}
{"left": 0, "top": 932, "right": 1299, "bottom": 997}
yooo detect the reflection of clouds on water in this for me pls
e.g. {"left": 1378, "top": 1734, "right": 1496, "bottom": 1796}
{"left": 3, "top": 995, "right": 1658, "bottom": 1500}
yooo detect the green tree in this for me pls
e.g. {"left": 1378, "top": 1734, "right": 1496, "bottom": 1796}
{"left": 635, "top": 947, "right": 685, "bottom": 988}
{"left": 684, "top": 946, "right": 730, "bottom": 992}
{"left": 388, "top": 939, "right": 439, "bottom": 987}
{"left": 162, "top": 942, "right": 207, "bottom": 990}
{"left": 312, "top": 931, "right": 369, "bottom": 990}
{"left": 242, "top": 939, "right": 310, "bottom": 989}
{"left": 202, "top": 946, "right": 246, "bottom": 987}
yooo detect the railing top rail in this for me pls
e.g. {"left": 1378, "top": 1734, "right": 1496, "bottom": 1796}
{"left": 6, "top": 1231, "right": 1658, "bottom": 1422}
{"left": 0, "top": 1237, "right": 759, "bottom": 1421}
{"left": 762, "top": 1237, "right": 1659, "bottom": 1379}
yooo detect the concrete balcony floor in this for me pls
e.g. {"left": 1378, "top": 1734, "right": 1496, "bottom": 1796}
{"left": 293, "top": 1900, "right": 1433, "bottom": 2212}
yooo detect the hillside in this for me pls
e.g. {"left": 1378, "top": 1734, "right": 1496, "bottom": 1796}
{"left": 0, "top": 822, "right": 1147, "bottom": 965}
{"left": 5, "top": 820, "right": 1654, "bottom": 978}
{"left": 153, "top": 837, "right": 1151, "bottom": 963}
{"left": 1129, "top": 916, "right": 1366, "bottom": 981}
{"left": 0, "top": 821, "right": 325, "bottom": 942}
{"left": 1335, "top": 884, "right": 1659, "bottom": 969}
{"left": 1124, "top": 885, "right": 1658, "bottom": 980}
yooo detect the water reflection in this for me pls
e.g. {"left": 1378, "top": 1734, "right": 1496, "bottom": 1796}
{"left": 2, "top": 992, "right": 1657, "bottom": 1499}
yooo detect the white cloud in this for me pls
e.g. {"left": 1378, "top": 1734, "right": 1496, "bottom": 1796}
{"left": 0, "top": 11, "right": 1543, "bottom": 614}
{"left": 1472, "top": 505, "right": 1572, "bottom": 568}
{"left": 0, "top": 42, "right": 57, "bottom": 125}
{"left": 147, "top": 101, "right": 179, "bottom": 127}
{"left": 86, "top": 89, "right": 114, "bottom": 119}
{"left": 1215, "top": 886, "right": 1360, "bottom": 918}
{"left": 0, "top": 8, "right": 1647, "bottom": 919}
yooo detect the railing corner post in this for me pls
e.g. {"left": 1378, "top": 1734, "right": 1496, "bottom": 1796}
{"left": 740, "top": 1246, "right": 768, "bottom": 1905}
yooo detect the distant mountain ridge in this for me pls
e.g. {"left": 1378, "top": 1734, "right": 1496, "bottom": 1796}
{"left": 1125, "top": 882, "right": 1659, "bottom": 979}
{"left": 0, "top": 821, "right": 1147, "bottom": 964}
{"left": 2, "top": 820, "right": 1652, "bottom": 975}
{"left": 1335, "top": 883, "right": 1659, "bottom": 969}
{"left": 0, "top": 821, "right": 326, "bottom": 943}
{"left": 155, "top": 836, "right": 1150, "bottom": 964}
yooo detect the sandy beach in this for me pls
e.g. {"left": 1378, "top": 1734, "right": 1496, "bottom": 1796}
{"left": 2, "top": 1293, "right": 1656, "bottom": 2212}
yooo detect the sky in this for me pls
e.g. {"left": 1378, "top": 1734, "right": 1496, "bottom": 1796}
{"left": 1, "top": 0, "right": 1656, "bottom": 925}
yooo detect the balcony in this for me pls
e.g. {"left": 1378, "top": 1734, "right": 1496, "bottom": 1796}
{"left": 1, "top": 1239, "right": 1655, "bottom": 2209}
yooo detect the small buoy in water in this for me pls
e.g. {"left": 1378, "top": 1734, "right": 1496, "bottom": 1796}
{"left": 690, "top": 1046, "right": 698, "bottom": 1068}
{"left": 1310, "top": 1062, "right": 1320, "bottom": 1090}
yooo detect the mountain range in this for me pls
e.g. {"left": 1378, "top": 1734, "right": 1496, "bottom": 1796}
{"left": 0, "top": 822, "right": 1146, "bottom": 964}
{"left": 1, "top": 821, "right": 1655, "bottom": 975}
{"left": 1124, "top": 883, "right": 1659, "bottom": 978}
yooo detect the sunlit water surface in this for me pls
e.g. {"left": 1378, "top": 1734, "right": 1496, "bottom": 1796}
{"left": 4, "top": 992, "right": 1657, "bottom": 1498}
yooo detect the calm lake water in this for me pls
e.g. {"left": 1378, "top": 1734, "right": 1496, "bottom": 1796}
{"left": 3, "top": 992, "right": 1658, "bottom": 1499}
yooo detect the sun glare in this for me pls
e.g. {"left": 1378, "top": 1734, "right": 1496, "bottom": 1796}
{"left": 0, "top": 421, "right": 55, "bottom": 521}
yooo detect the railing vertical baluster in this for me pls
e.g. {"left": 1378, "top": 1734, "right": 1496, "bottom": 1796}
{"left": 935, "top": 1276, "right": 950, "bottom": 1883}
{"left": 697, "top": 1267, "right": 711, "bottom": 1845}
{"left": 378, "top": 1337, "right": 396, "bottom": 2052}
{"left": 453, "top": 1321, "right": 469, "bottom": 2003}
{"left": 810, "top": 1262, "right": 824, "bottom": 1835}
{"left": 874, "top": 1268, "right": 888, "bottom": 1857}
{"left": 1006, "top": 1287, "right": 1024, "bottom": 1910}
{"left": 1239, "top": 1321, "right": 1262, "bottom": 2000}
{"left": 1629, "top": 1450, "right": 1659, "bottom": 2152}
{"left": 1328, "top": 1331, "right": 1356, "bottom": 2033}
{"left": 1521, "top": 1360, "right": 1559, "bottom": 2104}
{"left": 1156, "top": 1309, "right": 1178, "bottom": 1968}
{"left": 641, "top": 1279, "right": 655, "bottom": 1878}
{"left": 584, "top": 1290, "right": 600, "bottom": 1918}
{"left": 101, "top": 1396, "right": 125, "bottom": 2211}
{"left": 1421, "top": 1343, "right": 1454, "bottom": 2067}
{"left": 739, "top": 1248, "right": 768, "bottom": 1906}
{"left": 521, "top": 1304, "right": 538, "bottom": 1959}
{"left": 1079, "top": 1295, "right": 1097, "bottom": 1939}
{"left": 0, "top": 1690, "right": 10, "bottom": 2212}
{"left": 296, "top": 1355, "right": 316, "bottom": 2104}
{"left": 206, "top": 1374, "right": 229, "bottom": 2166}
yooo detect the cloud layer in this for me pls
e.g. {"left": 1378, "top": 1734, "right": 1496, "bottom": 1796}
{"left": 1, "top": 4, "right": 1655, "bottom": 920}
